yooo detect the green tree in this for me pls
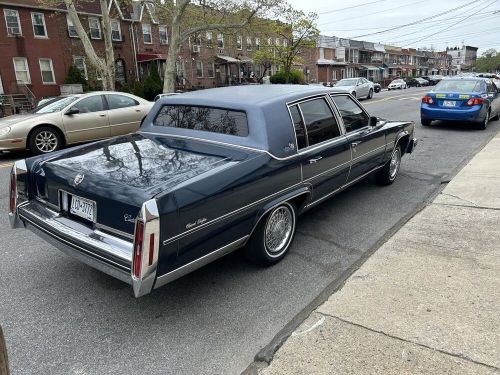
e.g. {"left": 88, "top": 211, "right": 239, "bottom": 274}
{"left": 64, "top": 65, "right": 88, "bottom": 91}
{"left": 475, "top": 49, "right": 500, "bottom": 72}
{"left": 151, "top": 0, "right": 283, "bottom": 93}
{"left": 252, "top": 6, "right": 318, "bottom": 83}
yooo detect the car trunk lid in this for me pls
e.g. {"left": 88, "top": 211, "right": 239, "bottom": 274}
{"left": 32, "top": 133, "right": 256, "bottom": 235}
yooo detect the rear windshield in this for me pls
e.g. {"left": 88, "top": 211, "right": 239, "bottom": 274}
{"left": 335, "top": 79, "right": 357, "bottom": 87}
{"left": 435, "top": 80, "right": 482, "bottom": 92}
{"left": 153, "top": 105, "right": 249, "bottom": 137}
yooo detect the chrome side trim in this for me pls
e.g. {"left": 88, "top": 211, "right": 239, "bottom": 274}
{"left": 35, "top": 196, "right": 59, "bottom": 211}
{"left": 95, "top": 223, "right": 134, "bottom": 240}
{"left": 154, "top": 236, "right": 249, "bottom": 290}
{"left": 303, "top": 160, "right": 351, "bottom": 182}
{"left": 9, "top": 159, "right": 28, "bottom": 229}
{"left": 304, "top": 164, "right": 384, "bottom": 209}
{"left": 351, "top": 144, "right": 386, "bottom": 162}
{"left": 162, "top": 182, "right": 305, "bottom": 245}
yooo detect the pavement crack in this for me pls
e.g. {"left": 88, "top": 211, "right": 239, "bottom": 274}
{"left": 433, "top": 201, "right": 500, "bottom": 212}
{"left": 399, "top": 171, "right": 442, "bottom": 183}
{"left": 440, "top": 193, "right": 478, "bottom": 207}
{"left": 322, "top": 313, "right": 500, "bottom": 372}
{"left": 296, "top": 230, "right": 363, "bottom": 255}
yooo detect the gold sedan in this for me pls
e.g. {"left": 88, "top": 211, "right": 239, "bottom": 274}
{"left": 0, "top": 91, "right": 153, "bottom": 154}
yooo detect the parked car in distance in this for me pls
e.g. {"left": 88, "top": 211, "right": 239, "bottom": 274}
{"left": 373, "top": 82, "right": 381, "bottom": 93}
{"left": 421, "top": 77, "right": 500, "bottom": 129}
{"left": 334, "top": 77, "right": 374, "bottom": 99}
{"left": 9, "top": 85, "right": 417, "bottom": 297}
{"left": 0, "top": 92, "right": 153, "bottom": 154}
{"left": 406, "top": 78, "right": 429, "bottom": 87}
{"left": 388, "top": 79, "right": 407, "bottom": 90}
{"left": 422, "top": 75, "right": 444, "bottom": 85}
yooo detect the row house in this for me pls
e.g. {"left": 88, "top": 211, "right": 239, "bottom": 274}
{"left": 303, "top": 34, "right": 463, "bottom": 87}
{"left": 0, "top": 0, "right": 285, "bottom": 108}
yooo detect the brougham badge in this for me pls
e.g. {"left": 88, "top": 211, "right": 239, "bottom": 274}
{"left": 74, "top": 174, "right": 85, "bottom": 185}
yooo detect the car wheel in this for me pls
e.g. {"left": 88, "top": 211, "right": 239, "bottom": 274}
{"left": 351, "top": 91, "right": 357, "bottom": 98}
{"left": 421, "top": 119, "right": 432, "bottom": 126}
{"left": 245, "top": 202, "right": 297, "bottom": 266}
{"left": 367, "top": 89, "right": 373, "bottom": 99}
{"left": 477, "top": 110, "right": 490, "bottom": 130}
{"left": 375, "top": 145, "right": 402, "bottom": 186}
{"left": 28, "top": 127, "right": 62, "bottom": 155}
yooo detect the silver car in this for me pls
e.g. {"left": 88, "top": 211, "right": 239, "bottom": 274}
{"left": 334, "top": 77, "right": 374, "bottom": 99}
{"left": 0, "top": 91, "right": 153, "bottom": 154}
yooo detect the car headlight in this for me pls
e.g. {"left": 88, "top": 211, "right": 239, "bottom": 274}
{"left": 0, "top": 127, "right": 11, "bottom": 137}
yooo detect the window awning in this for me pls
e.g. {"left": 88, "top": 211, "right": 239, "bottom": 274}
{"left": 216, "top": 55, "right": 252, "bottom": 63}
{"left": 136, "top": 53, "right": 167, "bottom": 63}
{"left": 361, "top": 65, "right": 379, "bottom": 71}
{"left": 316, "top": 59, "right": 346, "bottom": 66}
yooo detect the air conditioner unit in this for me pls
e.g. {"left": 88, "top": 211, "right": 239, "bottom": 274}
{"left": 192, "top": 45, "right": 200, "bottom": 53}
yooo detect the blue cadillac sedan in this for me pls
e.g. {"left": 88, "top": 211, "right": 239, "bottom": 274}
{"left": 420, "top": 77, "right": 500, "bottom": 129}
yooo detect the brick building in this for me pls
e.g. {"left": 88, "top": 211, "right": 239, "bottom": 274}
{"left": 0, "top": 0, "right": 284, "bottom": 110}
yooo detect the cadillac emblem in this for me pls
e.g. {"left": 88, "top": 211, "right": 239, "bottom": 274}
{"left": 74, "top": 174, "right": 85, "bottom": 185}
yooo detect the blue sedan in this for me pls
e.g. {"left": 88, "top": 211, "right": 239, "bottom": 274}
{"left": 420, "top": 77, "right": 500, "bottom": 129}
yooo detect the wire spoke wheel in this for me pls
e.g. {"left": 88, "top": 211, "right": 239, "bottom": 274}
{"left": 34, "top": 130, "right": 58, "bottom": 153}
{"left": 264, "top": 205, "right": 294, "bottom": 257}
{"left": 389, "top": 148, "right": 401, "bottom": 180}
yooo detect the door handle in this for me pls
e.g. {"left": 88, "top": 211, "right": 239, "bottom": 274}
{"left": 135, "top": 109, "right": 141, "bottom": 112}
{"left": 351, "top": 141, "right": 361, "bottom": 147}
{"left": 309, "top": 156, "right": 323, "bottom": 164}
{"left": 99, "top": 114, "right": 106, "bottom": 117}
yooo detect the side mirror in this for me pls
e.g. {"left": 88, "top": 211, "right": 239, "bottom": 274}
{"left": 65, "top": 107, "right": 79, "bottom": 115}
{"left": 370, "top": 116, "right": 378, "bottom": 127}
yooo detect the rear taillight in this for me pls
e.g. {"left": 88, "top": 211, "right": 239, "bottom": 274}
{"left": 422, "top": 96, "right": 434, "bottom": 104}
{"left": 132, "top": 220, "right": 144, "bottom": 278}
{"left": 9, "top": 171, "right": 16, "bottom": 214}
{"left": 466, "top": 98, "right": 484, "bottom": 106}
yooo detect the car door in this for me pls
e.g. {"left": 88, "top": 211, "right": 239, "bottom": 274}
{"left": 105, "top": 94, "right": 146, "bottom": 136}
{"left": 330, "top": 94, "right": 386, "bottom": 182}
{"left": 360, "top": 78, "right": 370, "bottom": 96}
{"left": 290, "top": 97, "right": 350, "bottom": 201}
{"left": 62, "top": 95, "right": 110, "bottom": 144}
{"left": 486, "top": 81, "right": 500, "bottom": 118}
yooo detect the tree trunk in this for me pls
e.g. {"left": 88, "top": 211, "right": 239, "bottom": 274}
{"left": 100, "top": 0, "right": 115, "bottom": 90}
{"left": 163, "top": 11, "right": 183, "bottom": 93}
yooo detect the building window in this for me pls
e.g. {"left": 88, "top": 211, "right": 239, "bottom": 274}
{"left": 142, "top": 24, "right": 152, "bottom": 44}
{"left": 193, "top": 33, "right": 201, "bottom": 46}
{"left": 39, "top": 58, "right": 55, "bottom": 84}
{"left": 111, "top": 19, "right": 121, "bottom": 41}
{"left": 196, "top": 60, "right": 203, "bottom": 78}
{"left": 217, "top": 33, "right": 224, "bottom": 48}
{"left": 236, "top": 35, "right": 242, "bottom": 50}
{"left": 275, "top": 38, "right": 280, "bottom": 46}
{"left": 208, "top": 63, "right": 214, "bottom": 78}
{"left": 267, "top": 38, "right": 272, "bottom": 46}
{"left": 206, "top": 31, "right": 212, "bottom": 47}
{"left": 13, "top": 58, "right": 30, "bottom": 84}
{"left": 66, "top": 15, "right": 78, "bottom": 37}
{"left": 73, "top": 56, "right": 88, "bottom": 80}
{"left": 246, "top": 36, "right": 252, "bottom": 50}
{"left": 159, "top": 25, "right": 168, "bottom": 45}
{"left": 4, "top": 9, "right": 21, "bottom": 36}
{"left": 31, "top": 12, "right": 47, "bottom": 38}
{"left": 255, "top": 37, "right": 260, "bottom": 51}
{"left": 88, "top": 17, "right": 101, "bottom": 39}
{"left": 283, "top": 39, "right": 288, "bottom": 48}
{"left": 115, "top": 58, "right": 126, "bottom": 84}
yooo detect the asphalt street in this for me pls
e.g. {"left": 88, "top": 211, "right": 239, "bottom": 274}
{"left": 0, "top": 87, "right": 499, "bottom": 375}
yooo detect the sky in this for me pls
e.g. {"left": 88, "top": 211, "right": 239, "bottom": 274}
{"left": 286, "top": 0, "right": 500, "bottom": 55}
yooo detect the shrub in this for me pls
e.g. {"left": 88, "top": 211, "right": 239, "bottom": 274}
{"left": 143, "top": 68, "right": 163, "bottom": 100}
{"left": 64, "top": 65, "right": 88, "bottom": 91}
{"left": 270, "top": 70, "right": 305, "bottom": 84}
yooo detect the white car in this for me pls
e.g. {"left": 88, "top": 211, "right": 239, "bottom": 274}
{"left": 334, "top": 77, "right": 374, "bottom": 99}
{"left": 388, "top": 79, "right": 407, "bottom": 90}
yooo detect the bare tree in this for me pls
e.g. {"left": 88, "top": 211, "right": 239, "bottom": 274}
{"left": 40, "top": 0, "right": 116, "bottom": 90}
{"left": 152, "top": 0, "right": 283, "bottom": 93}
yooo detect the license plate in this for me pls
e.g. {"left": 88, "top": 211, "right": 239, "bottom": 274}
{"left": 443, "top": 100, "right": 456, "bottom": 107}
{"left": 70, "top": 194, "right": 96, "bottom": 222}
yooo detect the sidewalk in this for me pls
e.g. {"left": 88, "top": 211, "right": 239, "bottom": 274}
{"left": 260, "top": 132, "right": 500, "bottom": 375}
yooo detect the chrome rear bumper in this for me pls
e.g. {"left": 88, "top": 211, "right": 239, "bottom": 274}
{"left": 15, "top": 200, "right": 133, "bottom": 285}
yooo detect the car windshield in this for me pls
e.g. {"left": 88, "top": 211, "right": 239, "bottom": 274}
{"left": 335, "top": 79, "right": 357, "bottom": 87}
{"left": 434, "top": 80, "right": 482, "bottom": 92}
{"left": 34, "top": 96, "right": 79, "bottom": 114}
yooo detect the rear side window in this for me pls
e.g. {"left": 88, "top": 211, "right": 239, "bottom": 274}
{"left": 289, "top": 105, "right": 307, "bottom": 149}
{"left": 298, "top": 98, "right": 340, "bottom": 147}
{"left": 153, "top": 105, "right": 249, "bottom": 137}
{"left": 106, "top": 94, "right": 139, "bottom": 110}
{"left": 331, "top": 95, "right": 369, "bottom": 132}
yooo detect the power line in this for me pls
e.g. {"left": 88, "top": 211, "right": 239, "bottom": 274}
{"left": 317, "top": 0, "right": 389, "bottom": 15}
{"left": 400, "top": 0, "right": 498, "bottom": 46}
{"left": 351, "top": 2, "right": 478, "bottom": 38}
{"left": 317, "top": 0, "right": 422, "bottom": 26}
